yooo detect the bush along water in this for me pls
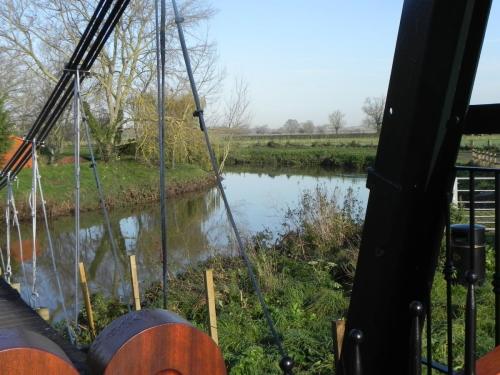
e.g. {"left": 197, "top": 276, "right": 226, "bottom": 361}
{"left": 67, "top": 186, "right": 362, "bottom": 374}
{"left": 67, "top": 186, "right": 492, "bottom": 374}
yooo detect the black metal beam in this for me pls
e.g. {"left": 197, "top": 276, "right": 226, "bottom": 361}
{"left": 464, "top": 104, "right": 500, "bottom": 134}
{"left": 340, "top": 1, "right": 492, "bottom": 373}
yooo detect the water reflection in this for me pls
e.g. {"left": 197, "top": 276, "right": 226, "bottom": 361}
{"left": 8, "top": 167, "right": 368, "bottom": 321}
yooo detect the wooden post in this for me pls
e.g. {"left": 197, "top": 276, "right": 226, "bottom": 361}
{"left": 129, "top": 255, "right": 141, "bottom": 311}
{"left": 36, "top": 307, "right": 50, "bottom": 322}
{"left": 78, "top": 262, "right": 96, "bottom": 339}
{"left": 204, "top": 269, "right": 218, "bottom": 344}
{"left": 332, "top": 319, "right": 346, "bottom": 370}
{"left": 10, "top": 282, "right": 21, "bottom": 294}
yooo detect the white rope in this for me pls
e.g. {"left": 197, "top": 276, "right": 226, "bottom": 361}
{"left": 0, "top": 244, "right": 5, "bottom": 276}
{"left": 36, "top": 160, "right": 75, "bottom": 342}
{"left": 10, "top": 189, "right": 27, "bottom": 285}
{"left": 30, "top": 140, "right": 39, "bottom": 308}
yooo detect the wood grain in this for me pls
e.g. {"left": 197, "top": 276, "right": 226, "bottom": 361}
{"left": 88, "top": 309, "right": 226, "bottom": 375}
{"left": 0, "top": 328, "right": 79, "bottom": 375}
{"left": 477, "top": 345, "right": 500, "bottom": 375}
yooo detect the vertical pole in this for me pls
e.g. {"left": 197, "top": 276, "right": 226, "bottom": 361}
{"left": 74, "top": 70, "right": 81, "bottom": 323}
{"left": 409, "top": 301, "right": 424, "bottom": 375}
{"left": 444, "top": 194, "right": 454, "bottom": 375}
{"left": 78, "top": 262, "right": 96, "bottom": 339}
{"left": 469, "top": 170, "right": 476, "bottom": 272}
{"left": 495, "top": 171, "right": 500, "bottom": 345}
{"left": 348, "top": 329, "right": 364, "bottom": 375}
{"left": 453, "top": 179, "right": 459, "bottom": 205}
{"left": 425, "top": 295, "right": 432, "bottom": 375}
{"left": 5, "top": 173, "right": 12, "bottom": 284}
{"left": 465, "top": 170, "right": 477, "bottom": 375}
{"left": 204, "top": 269, "right": 218, "bottom": 344}
{"left": 129, "top": 255, "right": 141, "bottom": 311}
{"left": 30, "top": 139, "right": 38, "bottom": 307}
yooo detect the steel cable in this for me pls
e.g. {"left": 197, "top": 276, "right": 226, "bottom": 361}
{"left": 171, "top": 0, "right": 290, "bottom": 364}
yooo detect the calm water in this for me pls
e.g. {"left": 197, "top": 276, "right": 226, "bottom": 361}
{"left": 9, "top": 167, "right": 368, "bottom": 321}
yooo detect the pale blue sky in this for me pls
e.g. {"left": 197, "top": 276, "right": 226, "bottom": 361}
{"left": 209, "top": 1, "right": 500, "bottom": 128}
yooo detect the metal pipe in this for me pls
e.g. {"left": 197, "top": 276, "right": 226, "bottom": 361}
{"left": 495, "top": 171, "right": 500, "bottom": 345}
{"left": 464, "top": 271, "right": 477, "bottom": 375}
{"left": 73, "top": 70, "right": 81, "bottom": 326}
{"left": 444, "top": 193, "right": 454, "bottom": 374}
{"left": 349, "top": 329, "right": 364, "bottom": 375}
{"left": 426, "top": 295, "right": 432, "bottom": 375}
{"left": 410, "top": 301, "right": 424, "bottom": 375}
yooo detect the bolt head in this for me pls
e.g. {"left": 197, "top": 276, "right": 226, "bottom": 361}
{"left": 279, "top": 356, "right": 294, "bottom": 372}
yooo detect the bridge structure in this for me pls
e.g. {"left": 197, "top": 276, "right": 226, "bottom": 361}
{"left": 0, "top": 0, "right": 499, "bottom": 375}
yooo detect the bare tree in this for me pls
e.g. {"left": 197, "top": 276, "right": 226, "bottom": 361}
{"left": 0, "top": 0, "right": 220, "bottom": 160}
{"left": 328, "top": 110, "right": 345, "bottom": 135}
{"left": 300, "top": 120, "right": 315, "bottom": 134}
{"left": 282, "top": 119, "right": 300, "bottom": 134}
{"left": 362, "top": 96, "right": 385, "bottom": 133}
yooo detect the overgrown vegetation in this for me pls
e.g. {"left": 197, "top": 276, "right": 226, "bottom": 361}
{"left": 72, "top": 186, "right": 363, "bottom": 374}
{"left": 67, "top": 185, "right": 499, "bottom": 374}
{"left": 0, "top": 95, "right": 12, "bottom": 156}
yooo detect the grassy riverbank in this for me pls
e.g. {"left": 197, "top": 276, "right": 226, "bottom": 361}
{"left": 226, "top": 144, "right": 376, "bottom": 170}
{"left": 67, "top": 186, "right": 498, "bottom": 374}
{"left": 1, "top": 160, "right": 214, "bottom": 220}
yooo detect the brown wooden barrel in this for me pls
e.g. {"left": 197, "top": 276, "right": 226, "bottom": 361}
{"left": 88, "top": 309, "right": 226, "bottom": 375}
{"left": 0, "top": 328, "right": 78, "bottom": 375}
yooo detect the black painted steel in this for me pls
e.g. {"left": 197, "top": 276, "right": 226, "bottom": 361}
{"left": 496, "top": 172, "right": 500, "bottom": 345}
{"left": 342, "top": 1, "right": 492, "bottom": 372}
{"left": 464, "top": 272, "right": 478, "bottom": 375}
{"left": 464, "top": 104, "right": 500, "bottom": 134}
{"left": 170, "top": 0, "right": 289, "bottom": 367}
{"left": 0, "top": 0, "right": 131, "bottom": 189}
{"left": 279, "top": 357, "right": 294, "bottom": 375}
{"left": 349, "top": 329, "right": 364, "bottom": 375}
{"left": 410, "top": 301, "right": 424, "bottom": 375}
{"left": 444, "top": 195, "right": 454, "bottom": 375}
{"left": 426, "top": 295, "right": 432, "bottom": 375}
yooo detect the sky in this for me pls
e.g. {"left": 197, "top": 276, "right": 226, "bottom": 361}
{"left": 209, "top": 1, "right": 500, "bottom": 129}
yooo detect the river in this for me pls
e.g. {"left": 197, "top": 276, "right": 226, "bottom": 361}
{"left": 9, "top": 166, "right": 368, "bottom": 322}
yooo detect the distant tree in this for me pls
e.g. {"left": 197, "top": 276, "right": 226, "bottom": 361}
{"left": 254, "top": 124, "right": 270, "bottom": 134}
{"left": 362, "top": 96, "right": 385, "bottom": 133}
{"left": 328, "top": 110, "right": 346, "bottom": 135}
{"left": 282, "top": 119, "right": 300, "bottom": 134}
{"left": 300, "top": 120, "right": 315, "bottom": 134}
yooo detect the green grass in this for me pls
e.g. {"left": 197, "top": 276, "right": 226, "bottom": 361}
{"left": 226, "top": 145, "right": 376, "bottom": 170}
{"left": 1, "top": 160, "right": 213, "bottom": 219}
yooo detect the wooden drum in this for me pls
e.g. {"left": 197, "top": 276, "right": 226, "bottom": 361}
{"left": 88, "top": 309, "right": 226, "bottom": 375}
{"left": 0, "top": 328, "right": 78, "bottom": 375}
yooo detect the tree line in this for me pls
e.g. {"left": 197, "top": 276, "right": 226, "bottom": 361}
{"left": 252, "top": 95, "right": 386, "bottom": 135}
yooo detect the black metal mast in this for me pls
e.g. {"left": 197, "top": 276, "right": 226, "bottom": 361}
{"left": 341, "top": 1, "right": 492, "bottom": 373}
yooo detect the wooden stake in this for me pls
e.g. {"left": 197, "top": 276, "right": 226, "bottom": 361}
{"left": 36, "top": 307, "right": 50, "bottom": 322}
{"left": 204, "top": 269, "right": 218, "bottom": 344}
{"left": 78, "top": 262, "right": 96, "bottom": 339}
{"left": 129, "top": 255, "right": 141, "bottom": 311}
{"left": 10, "top": 282, "right": 21, "bottom": 294}
{"left": 332, "top": 319, "right": 346, "bottom": 370}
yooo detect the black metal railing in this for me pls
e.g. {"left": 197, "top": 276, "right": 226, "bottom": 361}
{"left": 340, "top": 165, "right": 499, "bottom": 375}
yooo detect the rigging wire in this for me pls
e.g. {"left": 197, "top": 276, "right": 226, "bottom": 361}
{"left": 73, "top": 69, "right": 81, "bottom": 331}
{"left": 171, "top": 1, "right": 293, "bottom": 371}
{"left": 0, "top": 0, "right": 131, "bottom": 188}
{"left": 156, "top": 0, "right": 168, "bottom": 310}
{"left": 29, "top": 140, "right": 39, "bottom": 308}
{"left": 35, "top": 155, "right": 75, "bottom": 343}
{"left": 78, "top": 93, "right": 131, "bottom": 312}
{"left": 5, "top": 172, "right": 12, "bottom": 284}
